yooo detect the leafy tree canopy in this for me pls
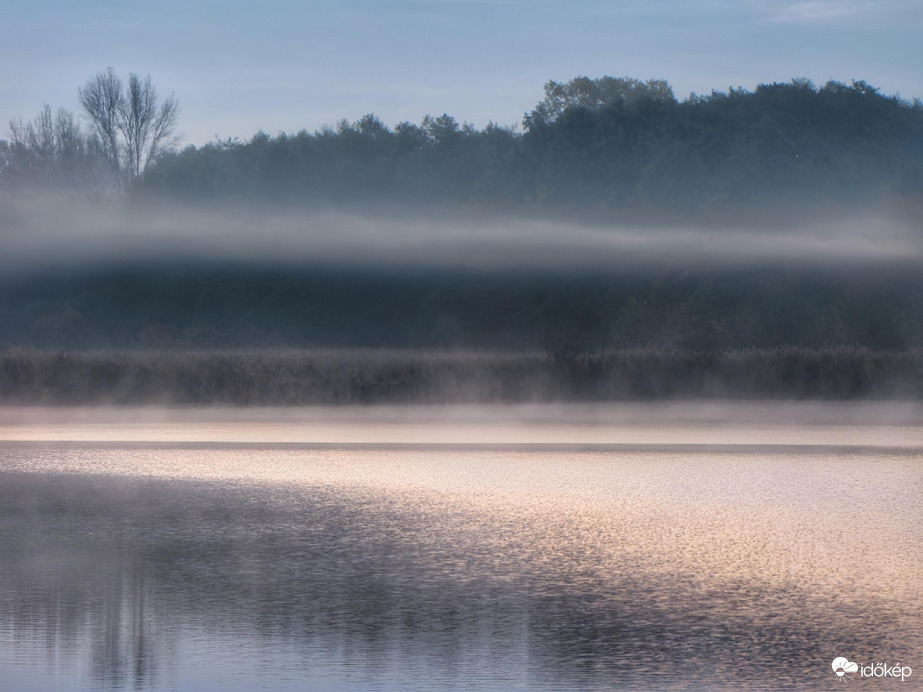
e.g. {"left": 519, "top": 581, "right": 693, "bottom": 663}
{"left": 525, "top": 76, "right": 677, "bottom": 129}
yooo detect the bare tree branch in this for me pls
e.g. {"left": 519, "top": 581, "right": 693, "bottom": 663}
{"left": 147, "top": 93, "right": 180, "bottom": 176}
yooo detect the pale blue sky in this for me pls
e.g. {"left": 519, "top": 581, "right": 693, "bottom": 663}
{"left": 3, "top": 0, "right": 921, "bottom": 145}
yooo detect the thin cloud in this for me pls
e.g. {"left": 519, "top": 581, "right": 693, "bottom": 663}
{"left": 759, "top": 1, "right": 871, "bottom": 24}
{"left": 756, "top": 0, "right": 922, "bottom": 25}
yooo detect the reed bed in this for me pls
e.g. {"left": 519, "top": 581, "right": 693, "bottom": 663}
{"left": 0, "top": 347, "right": 920, "bottom": 405}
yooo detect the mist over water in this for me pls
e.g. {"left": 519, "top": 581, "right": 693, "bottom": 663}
{"left": 1, "top": 151, "right": 921, "bottom": 689}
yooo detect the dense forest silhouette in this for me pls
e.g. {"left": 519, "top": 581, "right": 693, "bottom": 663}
{"left": 3, "top": 76, "right": 922, "bottom": 222}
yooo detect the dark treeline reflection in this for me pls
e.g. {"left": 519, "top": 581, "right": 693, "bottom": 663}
{"left": 0, "top": 468, "right": 907, "bottom": 691}
{"left": 2, "top": 262, "right": 922, "bottom": 352}
{"left": 3, "top": 77, "right": 921, "bottom": 224}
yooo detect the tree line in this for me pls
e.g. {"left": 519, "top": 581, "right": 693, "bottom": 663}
{"left": 2, "top": 74, "right": 922, "bottom": 221}
{"left": 4, "top": 262, "right": 920, "bottom": 351}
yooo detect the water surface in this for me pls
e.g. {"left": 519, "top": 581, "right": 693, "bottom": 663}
{"left": 0, "top": 404, "right": 920, "bottom": 690}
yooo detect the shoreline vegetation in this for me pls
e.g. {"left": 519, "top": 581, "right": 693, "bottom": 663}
{"left": 1, "top": 348, "right": 920, "bottom": 405}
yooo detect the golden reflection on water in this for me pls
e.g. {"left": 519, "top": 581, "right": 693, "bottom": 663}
{"left": 0, "top": 403, "right": 920, "bottom": 691}
{"left": 3, "top": 445, "right": 919, "bottom": 603}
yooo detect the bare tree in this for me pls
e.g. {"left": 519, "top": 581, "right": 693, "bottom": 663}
{"left": 78, "top": 68, "right": 180, "bottom": 186}
{"left": 119, "top": 73, "right": 180, "bottom": 181}
{"left": 78, "top": 68, "right": 124, "bottom": 183}
{"left": 5, "top": 105, "right": 107, "bottom": 192}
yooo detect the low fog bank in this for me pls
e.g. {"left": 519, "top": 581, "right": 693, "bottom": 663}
{"left": 2, "top": 198, "right": 921, "bottom": 353}
{"left": 1, "top": 197, "right": 921, "bottom": 273}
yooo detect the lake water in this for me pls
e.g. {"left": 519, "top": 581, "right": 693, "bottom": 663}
{"left": 0, "top": 403, "right": 920, "bottom": 691}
